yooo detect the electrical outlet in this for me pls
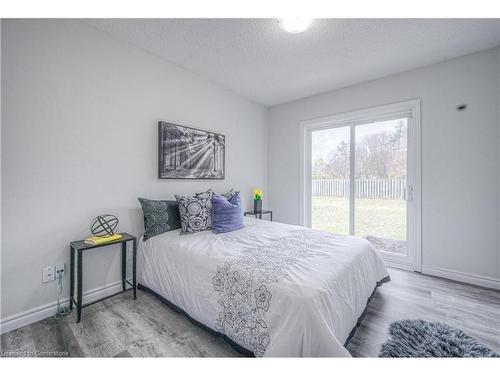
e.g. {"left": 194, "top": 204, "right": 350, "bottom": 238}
{"left": 56, "top": 264, "right": 65, "bottom": 278}
{"left": 42, "top": 266, "right": 55, "bottom": 283}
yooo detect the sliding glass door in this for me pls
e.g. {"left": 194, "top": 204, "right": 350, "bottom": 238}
{"left": 305, "top": 101, "right": 420, "bottom": 270}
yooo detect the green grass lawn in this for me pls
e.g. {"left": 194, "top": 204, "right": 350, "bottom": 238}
{"left": 312, "top": 196, "right": 406, "bottom": 240}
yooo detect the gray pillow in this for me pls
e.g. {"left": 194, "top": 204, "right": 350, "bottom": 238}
{"left": 138, "top": 198, "right": 181, "bottom": 240}
{"left": 175, "top": 190, "right": 214, "bottom": 234}
{"left": 222, "top": 189, "right": 238, "bottom": 200}
{"left": 195, "top": 189, "right": 214, "bottom": 228}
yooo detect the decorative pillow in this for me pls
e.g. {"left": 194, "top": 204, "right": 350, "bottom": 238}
{"left": 221, "top": 189, "right": 238, "bottom": 200}
{"left": 195, "top": 189, "right": 214, "bottom": 228}
{"left": 138, "top": 198, "right": 181, "bottom": 240}
{"left": 175, "top": 199, "right": 208, "bottom": 235}
{"left": 175, "top": 190, "right": 214, "bottom": 233}
{"left": 212, "top": 192, "right": 245, "bottom": 234}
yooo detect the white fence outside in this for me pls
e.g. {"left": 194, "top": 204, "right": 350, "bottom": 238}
{"left": 313, "top": 178, "right": 406, "bottom": 199}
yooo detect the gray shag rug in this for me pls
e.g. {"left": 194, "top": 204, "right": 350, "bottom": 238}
{"left": 379, "top": 319, "right": 499, "bottom": 358}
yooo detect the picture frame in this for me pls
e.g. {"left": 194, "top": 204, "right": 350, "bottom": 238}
{"left": 158, "top": 121, "right": 225, "bottom": 179}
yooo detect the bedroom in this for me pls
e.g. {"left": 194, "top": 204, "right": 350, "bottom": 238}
{"left": 1, "top": 0, "right": 499, "bottom": 373}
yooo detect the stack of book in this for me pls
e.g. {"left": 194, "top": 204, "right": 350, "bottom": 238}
{"left": 84, "top": 233, "right": 122, "bottom": 245}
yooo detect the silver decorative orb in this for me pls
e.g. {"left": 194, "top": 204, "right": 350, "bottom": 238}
{"left": 90, "top": 214, "right": 119, "bottom": 237}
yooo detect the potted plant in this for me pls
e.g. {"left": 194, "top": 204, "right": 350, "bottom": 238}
{"left": 253, "top": 188, "right": 263, "bottom": 213}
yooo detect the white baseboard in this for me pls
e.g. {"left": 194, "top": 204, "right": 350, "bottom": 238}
{"left": 0, "top": 280, "right": 124, "bottom": 334}
{"left": 384, "top": 260, "right": 413, "bottom": 271}
{"left": 421, "top": 265, "right": 500, "bottom": 290}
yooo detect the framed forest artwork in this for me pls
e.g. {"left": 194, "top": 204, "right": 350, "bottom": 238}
{"left": 158, "top": 121, "right": 225, "bottom": 179}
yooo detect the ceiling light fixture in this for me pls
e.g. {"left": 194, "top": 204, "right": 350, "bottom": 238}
{"left": 279, "top": 18, "right": 314, "bottom": 34}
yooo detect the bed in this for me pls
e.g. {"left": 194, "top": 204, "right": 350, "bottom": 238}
{"left": 137, "top": 217, "right": 389, "bottom": 357}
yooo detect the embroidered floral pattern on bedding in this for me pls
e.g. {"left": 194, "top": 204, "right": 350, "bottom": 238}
{"left": 212, "top": 229, "right": 339, "bottom": 356}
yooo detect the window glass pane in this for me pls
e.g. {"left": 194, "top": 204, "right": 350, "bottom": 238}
{"left": 311, "top": 126, "right": 350, "bottom": 235}
{"left": 355, "top": 118, "right": 407, "bottom": 254}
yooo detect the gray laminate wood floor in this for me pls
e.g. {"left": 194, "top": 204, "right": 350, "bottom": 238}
{"left": 1, "top": 268, "right": 499, "bottom": 357}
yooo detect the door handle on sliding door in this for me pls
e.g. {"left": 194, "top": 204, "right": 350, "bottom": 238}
{"left": 405, "top": 185, "right": 414, "bottom": 202}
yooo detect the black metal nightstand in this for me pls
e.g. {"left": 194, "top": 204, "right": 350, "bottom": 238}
{"left": 244, "top": 210, "right": 273, "bottom": 221}
{"left": 69, "top": 232, "right": 137, "bottom": 323}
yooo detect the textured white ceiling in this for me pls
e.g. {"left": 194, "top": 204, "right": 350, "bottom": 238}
{"left": 85, "top": 19, "right": 500, "bottom": 107}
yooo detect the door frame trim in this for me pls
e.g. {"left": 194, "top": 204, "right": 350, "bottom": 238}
{"left": 299, "top": 99, "right": 422, "bottom": 272}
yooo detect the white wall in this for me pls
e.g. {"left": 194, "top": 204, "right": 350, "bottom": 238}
{"left": 1, "top": 20, "right": 268, "bottom": 324}
{"left": 268, "top": 48, "right": 500, "bottom": 284}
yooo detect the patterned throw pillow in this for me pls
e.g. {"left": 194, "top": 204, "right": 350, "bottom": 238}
{"left": 195, "top": 189, "right": 214, "bottom": 228}
{"left": 221, "top": 189, "right": 238, "bottom": 200}
{"left": 176, "top": 190, "right": 214, "bottom": 234}
{"left": 138, "top": 198, "right": 181, "bottom": 240}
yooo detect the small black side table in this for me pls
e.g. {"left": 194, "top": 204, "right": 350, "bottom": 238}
{"left": 244, "top": 210, "right": 273, "bottom": 221}
{"left": 69, "top": 232, "right": 137, "bottom": 323}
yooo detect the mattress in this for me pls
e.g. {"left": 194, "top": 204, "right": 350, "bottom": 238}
{"left": 137, "top": 217, "right": 389, "bottom": 357}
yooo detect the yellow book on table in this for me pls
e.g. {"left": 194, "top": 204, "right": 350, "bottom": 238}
{"left": 84, "top": 233, "right": 122, "bottom": 245}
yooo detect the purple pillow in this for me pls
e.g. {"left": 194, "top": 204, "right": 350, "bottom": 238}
{"left": 212, "top": 192, "right": 244, "bottom": 234}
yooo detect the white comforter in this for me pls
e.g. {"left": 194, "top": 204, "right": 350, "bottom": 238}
{"left": 138, "top": 217, "right": 389, "bottom": 357}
